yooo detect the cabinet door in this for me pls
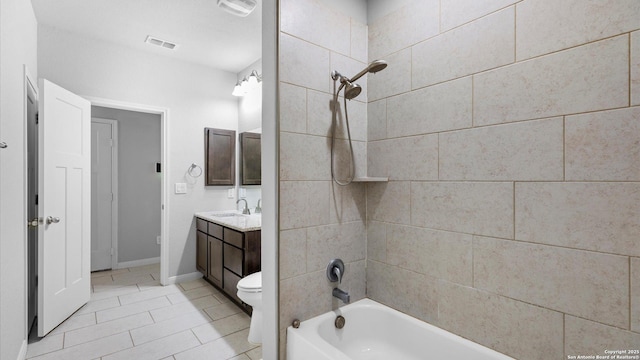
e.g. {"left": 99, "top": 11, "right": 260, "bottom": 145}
{"left": 208, "top": 236, "right": 223, "bottom": 288}
{"left": 205, "top": 128, "right": 235, "bottom": 186}
{"left": 240, "top": 132, "right": 261, "bottom": 185}
{"left": 196, "top": 231, "right": 207, "bottom": 275}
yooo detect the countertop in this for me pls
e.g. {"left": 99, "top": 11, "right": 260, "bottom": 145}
{"left": 195, "top": 210, "right": 261, "bottom": 232}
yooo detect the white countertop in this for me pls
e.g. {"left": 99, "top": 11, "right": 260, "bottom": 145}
{"left": 195, "top": 210, "right": 261, "bottom": 232}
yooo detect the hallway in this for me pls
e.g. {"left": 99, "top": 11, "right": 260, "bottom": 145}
{"left": 26, "top": 264, "right": 261, "bottom": 360}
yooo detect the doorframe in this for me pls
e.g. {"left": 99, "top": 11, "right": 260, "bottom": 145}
{"left": 84, "top": 96, "right": 170, "bottom": 286}
{"left": 23, "top": 65, "right": 38, "bottom": 346}
{"left": 91, "top": 118, "right": 119, "bottom": 270}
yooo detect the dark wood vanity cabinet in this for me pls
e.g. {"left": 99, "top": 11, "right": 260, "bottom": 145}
{"left": 196, "top": 218, "right": 260, "bottom": 313}
{"left": 240, "top": 132, "right": 261, "bottom": 185}
{"left": 205, "top": 128, "right": 235, "bottom": 186}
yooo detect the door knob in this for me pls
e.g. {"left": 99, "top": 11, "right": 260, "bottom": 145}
{"left": 0, "top": 142, "right": 7, "bottom": 149}
{"left": 46, "top": 216, "right": 60, "bottom": 224}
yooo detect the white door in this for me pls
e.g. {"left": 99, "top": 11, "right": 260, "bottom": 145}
{"left": 91, "top": 119, "right": 116, "bottom": 271}
{"left": 37, "top": 79, "right": 91, "bottom": 337}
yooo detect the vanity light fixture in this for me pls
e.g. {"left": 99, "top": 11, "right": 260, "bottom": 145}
{"left": 232, "top": 70, "right": 262, "bottom": 97}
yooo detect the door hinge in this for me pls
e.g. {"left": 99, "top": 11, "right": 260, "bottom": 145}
{"left": 35, "top": 113, "right": 39, "bottom": 124}
{"left": 111, "top": 193, "right": 114, "bottom": 202}
{"left": 35, "top": 194, "right": 38, "bottom": 205}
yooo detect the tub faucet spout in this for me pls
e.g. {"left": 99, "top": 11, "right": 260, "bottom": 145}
{"left": 333, "top": 288, "right": 350, "bottom": 304}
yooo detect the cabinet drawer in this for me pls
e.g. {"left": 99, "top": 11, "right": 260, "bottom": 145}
{"left": 196, "top": 218, "right": 208, "bottom": 232}
{"left": 208, "top": 223, "right": 223, "bottom": 239}
{"left": 223, "top": 228, "right": 243, "bottom": 248}
{"left": 223, "top": 269, "right": 242, "bottom": 304}
{"left": 224, "top": 243, "right": 243, "bottom": 276}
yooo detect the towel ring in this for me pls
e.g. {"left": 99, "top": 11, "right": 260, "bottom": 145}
{"left": 187, "top": 163, "right": 203, "bottom": 178}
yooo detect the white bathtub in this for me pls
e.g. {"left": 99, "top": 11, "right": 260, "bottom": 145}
{"left": 287, "top": 298, "right": 513, "bottom": 360}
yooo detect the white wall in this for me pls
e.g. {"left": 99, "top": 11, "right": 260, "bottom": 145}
{"left": 92, "top": 106, "right": 162, "bottom": 264}
{"left": 0, "top": 0, "right": 38, "bottom": 358}
{"left": 38, "top": 26, "right": 239, "bottom": 277}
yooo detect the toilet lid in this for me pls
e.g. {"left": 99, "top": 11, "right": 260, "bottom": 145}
{"left": 237, "top": 271, "right": 262, "bottom": 291}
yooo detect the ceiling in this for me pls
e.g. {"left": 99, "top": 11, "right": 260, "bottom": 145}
{"left": 30, "top": 0, "right": 262, "bottom": 74}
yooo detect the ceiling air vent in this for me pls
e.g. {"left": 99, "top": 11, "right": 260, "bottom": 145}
{"left": 217, "top": 0, "right": 257, "bottom": 17}
{"left": 145, "top": 36, "right": 178, "bottom": 50}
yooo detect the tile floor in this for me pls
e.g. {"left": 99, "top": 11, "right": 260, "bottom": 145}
{"left": 26, "top": 263, "right": 261, "bottom": 360}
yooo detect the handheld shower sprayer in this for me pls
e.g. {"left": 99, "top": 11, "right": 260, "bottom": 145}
{"left": 330, "top": 60, "right": 388, "bottom": 185}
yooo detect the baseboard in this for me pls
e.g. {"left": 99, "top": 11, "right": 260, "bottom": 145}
{"left": 165, "top": 271, "right": 203, "bottom": 285}
{"left": 116, "top": 257, "right": 160, "bottom": 269}
{"left": 17, "top": 339, "right": 27, "bottom": 360}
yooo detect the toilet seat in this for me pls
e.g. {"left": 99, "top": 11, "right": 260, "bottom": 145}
{"left": 237, "top": 271, "right": 262, "bottom": 293}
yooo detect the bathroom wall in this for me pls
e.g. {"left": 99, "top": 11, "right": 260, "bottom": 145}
{"left": 277, "top": 0, "right": 368, "bottom": 355}
{"left": 92, "top": 106, "right": 162, "bottom": 265}
{"left": 0, "top": 0, "right": 38, "bottom": 357}
{"left": 366, "top": 0, "right": 640, "bottom": 358}
{"left": 38, "top": 26, "right": 239, "bottom": 278}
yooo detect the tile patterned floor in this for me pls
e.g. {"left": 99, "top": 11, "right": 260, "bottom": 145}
{"left": 27, "top": 264, "right": 261, "bottom": 360}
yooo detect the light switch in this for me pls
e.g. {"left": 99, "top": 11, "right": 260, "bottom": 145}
{"left": 239, "top": 188, "right": 247, "bottom": 198}
{"left": 175, "top": 183, "right": 187, "bottom": 194}
{"left": 227, "top": 188, "right": 235, "bottom": 198}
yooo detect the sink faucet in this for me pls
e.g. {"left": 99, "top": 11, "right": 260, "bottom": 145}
{"left": 236, "top": 199, "right": 250, "bottom": 215}
{"left": 333, "top": 288, "right": 350, "bottom": 304}
{"left": 255, "top": 199, "right": 261, "bottom": 214}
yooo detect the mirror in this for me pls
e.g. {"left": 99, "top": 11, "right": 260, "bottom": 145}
{"left": 240, "top": 130, "right": 261, "bottom": 185}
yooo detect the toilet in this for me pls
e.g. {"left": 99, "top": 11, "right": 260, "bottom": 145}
{"left": 236, "top": 271, "right": 262, "bottom": 344}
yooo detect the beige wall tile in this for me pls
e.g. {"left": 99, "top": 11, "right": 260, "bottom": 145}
{"left": 565, "top": 316, "right": 640, "bottom": 356}
{"left": 344, "top": 260, "right": 366, "bottom": 303}
{"left": 387, "top": 77, "right": 472, "bottom": 138}
{"left": 367, "top": 134, "right": 438, "bottom": 181}
{"left": 306, "top": 89, "right": 333, "bottom": 137}
{"left": 438, "top": 282, "right": 563, "bottom": 359}
{"left": 279, "top": 229, "right": 307, "bottom": 280}
{"left": 474, "top": 236, "right": 629, "bottom": 328}
{"left": 350, "top": 19, "right": 368, "bottom": 63}
{"left": 633, "top": 31, "right": 640, "bottom": 106}
{"left": 474, "top": 35, "right": 629, "bottom": 126}
{"left": 306, "top": 221, "right": 366, "bottom": 273}
{"left": 441, "top": 0, "right": 518, "bottom": 31}
{"left": 411, "top": 182, "right": 513, "bottom": 238}
{"left": 366, "top": 181, "right": 411, "bottom": 224}
{"left": 366, "top": 260, "right": 438, "bottom": 324}
{"left": 368, "top": 48, "right": 411, "bottom": 102}
{"left": 279, "top": 33, "right": 330, "bottom": 93}
{"left": 367, "top": 99, "right": 386, "bottom": 141}
{"left": 279, "top": 270, "right": 333, "bottom": 329}
{"left": 632, "top": 258, "right": 640, "bottom": 332}
{"left": 366, "top": 221, "right": 386, "bottom": 262}
{"left": 280, "top": 132, "right": 330, "bottom": 181}
{"left": 332, "top": 139, "right": 367, "bottom": 180}
{"left": 280, "top": 0, "right": 350, "bottom": 56}
{"left": 387, "top": 224, "right": 472, "bottom": 285}
{"left": 516, "top": 0, "right": 640, "bottom": 60}
{"left": 329, "top": 182, "right": 366, "bottom": 224}
{"left": 280, "top": 181, "right": 330, "bottom": 230}
{"left": 368, "top": 0, "right": 439, "bottom": 61}
{"left": 413, "top": 7, "right": 514, "bottom": 89}
{"left": 279, "top": 83, "right": 306, "bottom": 134}
{"left": 566, "top": 107, "right": 640, "bottom": 181}
{"left": 515, "top": 182, "right": 640, "bottom": 256}
{"left": 440, "top": 117, "right": 563, "bottom": 181}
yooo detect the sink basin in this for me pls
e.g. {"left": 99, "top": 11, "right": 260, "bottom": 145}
{"left": 209, "top": 212, "right": 243, "bottom": 217}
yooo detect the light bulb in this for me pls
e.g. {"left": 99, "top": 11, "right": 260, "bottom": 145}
{"left": 232, "top": 81, "right": 244, "bottom": 96}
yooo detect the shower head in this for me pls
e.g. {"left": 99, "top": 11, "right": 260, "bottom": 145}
{"left": 344, "top": 82, "right": 362, "bottom": 100}
{"left": 349, "top": 59, "right": 388, "bottom": 82}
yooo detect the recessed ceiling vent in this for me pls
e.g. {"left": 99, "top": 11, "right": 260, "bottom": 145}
{"left": 217, "top": 0, "right": 257, "bottom": 17}
{"left": 145, "top": 35, "right": 178, "bottom": 50}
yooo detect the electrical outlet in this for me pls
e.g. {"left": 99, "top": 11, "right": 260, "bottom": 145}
{"left": 239, "top": 188, "right": 247, "bottom": 198}
{"left": 228, "top": 188, "right": 235, "bottom": 198}
{"left": 156, "top": 236, "right": 161, "bottom": 245}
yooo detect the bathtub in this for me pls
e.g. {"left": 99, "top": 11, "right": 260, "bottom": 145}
{"left": 287, "top": 298, "right": 513, "bottom": 360}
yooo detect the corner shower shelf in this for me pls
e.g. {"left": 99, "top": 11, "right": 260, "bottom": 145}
{"left": 352, "top": 176, "right": 389, "bottom": 183}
